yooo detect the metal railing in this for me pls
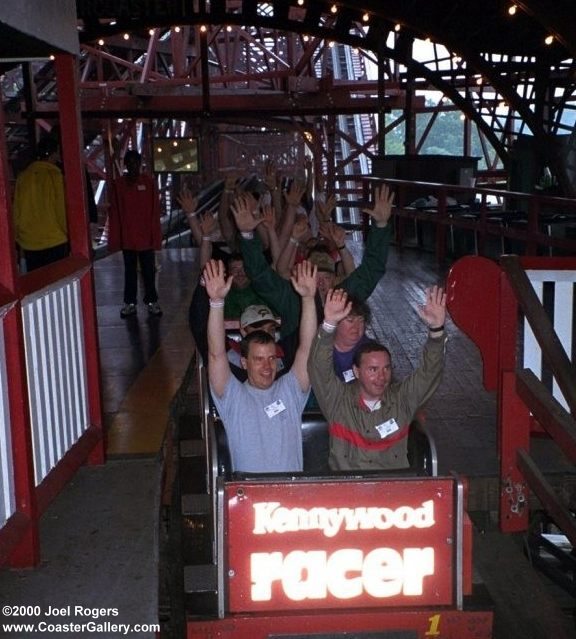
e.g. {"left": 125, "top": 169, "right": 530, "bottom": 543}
{"left": 376, "top": 178, "right": 576, "bottom": 260}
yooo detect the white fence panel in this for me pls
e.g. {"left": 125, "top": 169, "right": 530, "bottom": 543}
{"left": 0, "top": 304, "right": 16, "bottom": 527}
{"left": 21, "top": 277, "right": 90, "bottom": 486}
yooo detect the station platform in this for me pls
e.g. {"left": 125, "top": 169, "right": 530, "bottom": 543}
{"left": 0, "top": 245, "right": 574, "bottom": 638}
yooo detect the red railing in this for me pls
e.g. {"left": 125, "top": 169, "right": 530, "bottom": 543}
{"left": 447, "top": 254, "right": 576, "bottom": 538}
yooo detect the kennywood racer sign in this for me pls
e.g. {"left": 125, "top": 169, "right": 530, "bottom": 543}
{"left": 226, "top": 478, "right": 462, "bottom": 612}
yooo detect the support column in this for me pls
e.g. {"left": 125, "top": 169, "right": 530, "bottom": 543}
{"left": 54, "top": 53, "right": 104, "bottom": 465}
{"left": 0, "top": 75, "right": 39, "bottom": 567}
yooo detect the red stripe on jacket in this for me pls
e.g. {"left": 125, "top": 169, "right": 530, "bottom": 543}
{"left": 329, "top": 422, "right": 408, "bottom": 451}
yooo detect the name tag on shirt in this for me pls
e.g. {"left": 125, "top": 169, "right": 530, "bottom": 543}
{"left": 375, "top": 418, "right": 399, "bottom": 439}
{"left": 137, "top": 184, "right": 146, "bottom": 191}
{"left": 265, "top": 399, "right": 286, "bottom": 419}
{"left": 342, "top": 368, "right": 355, "bottom": 383}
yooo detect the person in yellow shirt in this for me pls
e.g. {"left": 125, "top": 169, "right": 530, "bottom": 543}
{"left": 13, "top": 136, "right": 69, "bottom": 271}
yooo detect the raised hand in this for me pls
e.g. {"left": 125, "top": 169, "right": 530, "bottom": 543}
{"left": 177, "top": 186, "right": 198, "bottom": 215}
{"left": 199, "top": 210, "right": 217, "bottom": 237}
{"left": 284, "top": 179, "right": 306, "bottom": 207}
{"left": 260, "top": 203, "right": 276, "bottom": 230}
{"left": 362, "top": 184, "right": 395, "bottom": 228}
{"left": 230, "top": 193, "right": 262, "bottom": 232}
{"left": 264, "top": 159, "right": 279, "bottom": 191}
{"left": 203, "top": 259, "right": 233, "bottom": 301}
{"left": 417, "top": 285, "right": 447, "bottom": 329}
{"left": 316, "top": 193, "right": 336, "bottom": 223}
{"left": 323, "top": 288, "right": 352, "bottom": 325}
{"left": 290, "top": 260, "right": 317, "bottom": 299}
{"left": 319, "top": 221, "right": 345, "bottom": 248}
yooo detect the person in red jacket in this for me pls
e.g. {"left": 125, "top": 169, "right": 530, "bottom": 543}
{"left": 108, "top": 150, "right": 163, "bottom": 317}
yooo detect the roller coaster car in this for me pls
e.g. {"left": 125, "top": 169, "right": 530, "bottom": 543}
{"left": 188, "top": 363, "right": 493, "bottom": 638}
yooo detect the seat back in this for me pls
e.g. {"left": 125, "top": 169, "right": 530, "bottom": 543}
{"left": 407, "top": 419, "right": 438, "bottom": 476}
{"left": 301, "top": 411, "right": 330, "bottom": 473}
{"left": 213, "top": 417, "right": 233, "bottom": 478}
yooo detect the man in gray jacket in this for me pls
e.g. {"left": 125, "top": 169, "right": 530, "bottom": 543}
{"left": 308, "top": 286, "right": 446, "bottom": 471}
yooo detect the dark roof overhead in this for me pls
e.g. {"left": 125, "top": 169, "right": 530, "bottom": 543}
{"left": 0, "top": 1, "right": 79, "bottom": 59}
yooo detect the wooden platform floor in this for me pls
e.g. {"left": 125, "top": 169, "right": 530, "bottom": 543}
{"left": 95, "top": 249, "right": 198, "bottom": 457}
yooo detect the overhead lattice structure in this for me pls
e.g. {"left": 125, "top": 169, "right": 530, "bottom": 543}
{"left": 2, "top": 0, "right": 576, "bottom": 217}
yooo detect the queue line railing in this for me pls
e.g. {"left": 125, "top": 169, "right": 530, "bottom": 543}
{"left": 334, "top": 175, "right": 576, "bottom": 260}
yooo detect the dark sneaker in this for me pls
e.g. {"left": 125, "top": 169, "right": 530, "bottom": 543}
{"left": 120, "top": 303, "right": 137, "bottom": 318}
{"left": 147, "top": 302, "right": 163, "bottom": 316}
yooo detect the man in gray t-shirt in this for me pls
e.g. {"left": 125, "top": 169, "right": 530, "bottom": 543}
{"left": 204, "top": 258, "right": 317, "bottom": 473}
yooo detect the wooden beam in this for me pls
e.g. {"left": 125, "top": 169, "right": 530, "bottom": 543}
{"left": 517, "top": 448, "right": 576, "bottom": 547}
{"left": 516, "top": 369, "right": 576, "bottom": 463}
{"left": 29, "top": 92, "right": 419, "bottom": 119}
{"left": 500, "top": 255, "right": 576, "bottom": 415}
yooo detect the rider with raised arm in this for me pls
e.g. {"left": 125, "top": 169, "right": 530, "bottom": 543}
{"left": 308, "top": 286, "right": 447, "bottom": 471}
{"left": 205, "top": 258, "right": 318, "bottom": 473}
{"left": 234, "top": 184, "right": 395, "bottom": 338}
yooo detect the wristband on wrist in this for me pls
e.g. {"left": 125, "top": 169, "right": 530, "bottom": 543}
{"left": 322, "top": 320, "right": 337, "bottom": 333}
{"left": 240, "top": 231, "right": 254, "bottom": 240}
{"left": 202, "top": 236, "right": 212, "bottom": 241}
{"left": 186, "top": 211, "right": 197, "bottom": 218}
{"left": 429, "top": 325, "right": 444, "bottom": 333}
{"left": 289, "top": 237, "right": 299, "bottom": 245}
{"left": 209, "top": 299, "right": 225, "bottom": 308}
